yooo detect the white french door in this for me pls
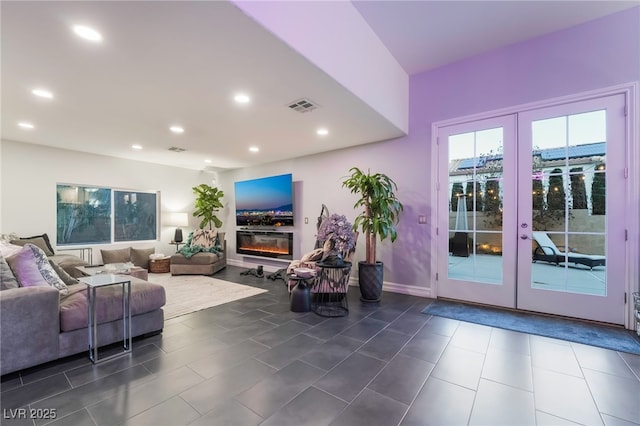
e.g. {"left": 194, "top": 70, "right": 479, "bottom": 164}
{"left": 436, "top": 93, "right": 628, "bottom": 324}
{"left": 437, "top": 114, "right": 518, "bottom": 309}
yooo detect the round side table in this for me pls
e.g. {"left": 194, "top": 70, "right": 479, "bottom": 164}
{"left": 288, "top": 275, "right": 313, "bottom": 312}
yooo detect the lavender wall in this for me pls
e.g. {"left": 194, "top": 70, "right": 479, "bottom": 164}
{"left": 224, "top": 7, "right": 639, "bottom": 297}
{"left": 413, "top": 7, "right": 640, "bottom": 124}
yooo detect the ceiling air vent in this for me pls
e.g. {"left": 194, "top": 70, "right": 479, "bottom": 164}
{"left": 168, "top": 146, "right": 186, "bottom": 153}
{"left": 287, "top": 98, "right": 319, "bottom": 113}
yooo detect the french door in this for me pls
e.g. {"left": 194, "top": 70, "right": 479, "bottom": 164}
{"left": 436, "top": 94, "right": 627, "bottom": 324}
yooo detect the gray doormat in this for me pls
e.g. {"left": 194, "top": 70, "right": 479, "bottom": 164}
{"left": 422, "top": 299, "right": 640, "bottom": 355}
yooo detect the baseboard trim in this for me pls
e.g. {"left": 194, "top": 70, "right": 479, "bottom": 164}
{"left": 227, "top": 259, "right": 286, "bottom": 273}
{"left": 348, "top": 279, "right": 432, "bottom": 298}
{"left": 230, "top": 260, "right": 433, "bottom": 298}
{"left": 383, "top": 281, "right": 433, "bottom": 298}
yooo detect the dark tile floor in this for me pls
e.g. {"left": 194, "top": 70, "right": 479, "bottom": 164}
{"left": 2, "top": 265, "right": 639, "bottom": 426}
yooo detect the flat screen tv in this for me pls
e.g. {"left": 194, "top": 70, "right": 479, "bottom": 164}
{"left": 235, "top": 173, "right": 294, "bottom": 227}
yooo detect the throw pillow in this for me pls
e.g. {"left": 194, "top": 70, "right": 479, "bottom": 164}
{"left": 0, "top": 241, "right": 22, "bottom": 258}
{"left": 101, "top": 247, "right": 131, "bottom": 265}
{"left": 191, "top": 229, "right": 218, "bottom": 248}
{"left": 0, "top": 255, "right": 19, "bottom": 290}
{"left": 131, "top": 247, "right": 155, "bottom": 269}
{"left": 10, "top": 234, "right": 55, "bottom": 256}
{"left": 6, "top": 244, "right": 68, "bottom": 294}
{"left": 49, "top": 259, "right": 79, "bottom": 286}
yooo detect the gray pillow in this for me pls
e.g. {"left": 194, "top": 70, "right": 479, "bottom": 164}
{"left": 49, "top": 259, "right": 79, "bottom": 286}
{"left": 131, "top": 247, "right": 155, "bottom": 269}
{"left": 101, "top": 247, "right": 131, "bottom": 265}
{"left": 0, "top": 255, "right": 19, "bottom": 290}
{"left": 10, "top": 235, "right": 55, "bottom": 256}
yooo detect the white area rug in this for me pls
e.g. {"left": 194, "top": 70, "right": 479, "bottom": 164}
{"left": 148, "top": 273, "right": 268, "bottom": 319}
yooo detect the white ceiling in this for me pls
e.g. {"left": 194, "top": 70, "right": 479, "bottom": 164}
{"left": 2, "top": 1, "right": 637, "bottom": 171}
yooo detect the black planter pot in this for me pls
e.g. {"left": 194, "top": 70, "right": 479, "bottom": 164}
{"left": 358, "top": 261, "right": 383, "bottom": 303}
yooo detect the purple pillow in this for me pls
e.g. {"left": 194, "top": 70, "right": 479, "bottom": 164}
{"left": 6, "top": 244, "right": 68, "bottom": 294}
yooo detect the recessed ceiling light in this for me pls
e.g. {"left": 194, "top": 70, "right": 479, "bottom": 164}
{"left": 72, "top": 25, "right": 103, "bottom": 42}
{"left": 131, "top": 144, "right": 143, "bottom": 150}
{"left": 170, "top": 126, "right": 184, "bottom": 134}
{"left": 234, "top": 93, "right": 251, "bottom": 104}
{"left": 18, "top": 122, "right": 35, "bottom": 129}
{"left": 204, "top": 159, "right": 212, "bottom": 164}
{"left": 317, "top": 128, "right": 329, "bottom": 136}
{"left": 32, "top": 89, "right": 53, "bottom": 99}
{"left": 249, "top": 146, "right": 259, "bottom": 153}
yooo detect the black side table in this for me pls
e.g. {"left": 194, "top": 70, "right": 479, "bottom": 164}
{"left": 288, "top": 275, "right": 312, "bottom": 312}
{"left": 311, "top": 261, "right": 352, "bottom": 317}
{"left": 170, "top": 241, "right": 184, "bottom": 252}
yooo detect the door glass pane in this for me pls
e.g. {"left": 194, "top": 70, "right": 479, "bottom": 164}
{"left": 448, "top": 128, "right": 503, "bottom": 284}
{"left": 530, "top": 110, "right": 607, "bottom": 295}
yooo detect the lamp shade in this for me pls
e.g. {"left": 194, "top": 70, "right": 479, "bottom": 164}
{"left": 169, "top": 212, "right": 189, "bottom": 227}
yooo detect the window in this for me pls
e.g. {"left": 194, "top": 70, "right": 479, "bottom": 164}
{"left": 56, "top": 184, "right": 158, "bottom": 246}
{"left": 114, "top": 191, "right": 157, "bottom": 242}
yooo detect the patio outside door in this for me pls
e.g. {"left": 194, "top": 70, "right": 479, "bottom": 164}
{"left": 436, "top": 94, "right": 627, "bottom": 324}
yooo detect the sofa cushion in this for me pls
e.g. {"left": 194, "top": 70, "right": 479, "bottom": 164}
{"left": 101, "top": 247, "right": 131, "bottom": 264}
{"left": 191, "top": 229, "right": 218, "bottom": 248}
{"left": 0, "top": 241, "right": 22, "bottom": 258}
{"left": 6, "top": 244, "right": 68, "bottom": 295}
{"left": 59, "top": 279, "right": 166, "bottom": 332}
{"left": 49, "top": 259, "right": 79, "bottom": 286}
{"left": 131, "top": 247, "right": 154, "bottom": 269}
{"left": 170, "top": 252, "right": 222, "bottom": 265}
{"left": 10, "top": 234, "right": 55, "bottom": 256}
{"left": 0, "top": 255, "right": 19, "bottom": 290}
{"left": 49, "top": 254, "right": 89, "bottom": 278}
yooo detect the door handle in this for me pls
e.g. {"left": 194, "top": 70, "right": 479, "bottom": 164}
{"left": 520, "top": 234, "right": 530, "bottom": 240}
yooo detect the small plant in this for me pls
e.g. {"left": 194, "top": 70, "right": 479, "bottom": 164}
{"left": 316, "top": 213, "right": 356, "bottom": 253}
{"left": 192, "top": 184, "right": 224, "bottom": 229}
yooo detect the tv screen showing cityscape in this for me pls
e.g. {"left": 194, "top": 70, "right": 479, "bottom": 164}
{"left": 235, "top": 173, "right": 294, "bottom": 226}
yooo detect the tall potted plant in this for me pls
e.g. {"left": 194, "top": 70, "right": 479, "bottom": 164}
{"left": 342, "top": 167, "right": 403, "bottom": 302}
{"left": 192, "top": 184, "right": 224, "bottom": 229}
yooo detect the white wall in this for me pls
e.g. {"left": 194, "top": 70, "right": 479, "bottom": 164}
{"left": 0, "top": 140, "right": 215, "bottom": 262}
{"left": 219, "top": 135, "right": 431, "bottom": 297}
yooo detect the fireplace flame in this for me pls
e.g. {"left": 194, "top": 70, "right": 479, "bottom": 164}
{"left": 239, "top": 245, "right": 289, "bottom": 255}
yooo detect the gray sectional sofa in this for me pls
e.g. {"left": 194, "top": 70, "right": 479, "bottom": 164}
{"left": 0, "top": 275, "right": 165, "bottom": 376}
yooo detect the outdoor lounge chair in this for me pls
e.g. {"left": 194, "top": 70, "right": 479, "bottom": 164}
{"left": 531, "top": 232, "right": 606, "bottom": 270}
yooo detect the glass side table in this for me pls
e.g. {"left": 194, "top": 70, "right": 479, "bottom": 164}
{"left": 79, "top": 274, "right": 132, "bottom": 363}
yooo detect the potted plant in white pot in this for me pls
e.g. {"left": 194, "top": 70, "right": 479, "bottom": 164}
{"left": 342, "top": 167, "right": 403, "bottom": 302}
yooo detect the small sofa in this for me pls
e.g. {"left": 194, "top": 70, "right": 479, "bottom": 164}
{"left": 170, "top": 232, "right": 226, "bottom": 276}
{"left": 0, "top": 276, "right": 165, "bottom": 375}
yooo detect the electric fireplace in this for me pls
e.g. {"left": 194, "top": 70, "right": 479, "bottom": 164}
{"left": 236, "top": 230, "right": 293, "bottom": 260}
